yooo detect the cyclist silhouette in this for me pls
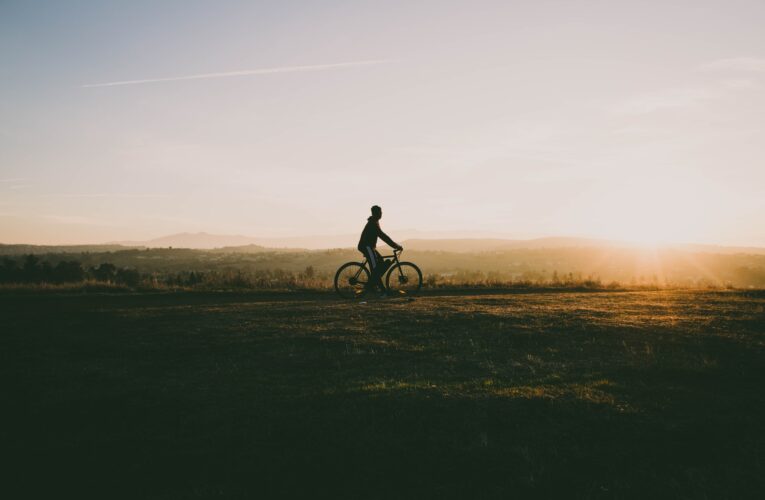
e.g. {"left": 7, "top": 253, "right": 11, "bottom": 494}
{"left": 358, "top": 205, "right": 403, "bottom": 293}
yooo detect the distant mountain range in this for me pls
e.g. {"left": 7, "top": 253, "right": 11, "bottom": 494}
{"left": 2, "top": 231, "right": 764, "bottom": 255}
{"left": 113, "top": 233, "right": 265, "bottom": 250}
{"left": 110, "top": 230, "right": 523, "bottom": 250}
{"left": 109, "top": 232, "right": 624, "bottom": 251}
{"left": 112, "top": 232, "right": 353, "bottom": 250}
{"left": 401, "top": 238, "right": 765, "bottom": 254}
{"left": 401, "top": 237, "right": 612, "bottom": 253}
{"left": 111, "top": 232, "right": 765, "bottom": 254}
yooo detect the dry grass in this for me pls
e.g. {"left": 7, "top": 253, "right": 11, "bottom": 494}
{"left": 2, "top": 289, "right": 764, "bottom": 498}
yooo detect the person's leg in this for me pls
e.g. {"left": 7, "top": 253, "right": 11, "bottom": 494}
{"left": 373, "top": 250, "right": 386, "bottom": 290}
{"left": 363, "top": 246, "right": 380, "bottom": 290}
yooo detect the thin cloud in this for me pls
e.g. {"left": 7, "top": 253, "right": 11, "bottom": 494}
{"left": 82, "top": 59, "right": 393, "bottom": 88}
{"left": 700, "top": 57, "right": 765, "bottom": 72}
{"left": 613, "top": 87, "right": 716, "bottom": 115}
{"left": 612, "top": 78, "right": 759, "bottom": 115}
{"left": 40, "top": 193, "right": 172, "bottom": 199}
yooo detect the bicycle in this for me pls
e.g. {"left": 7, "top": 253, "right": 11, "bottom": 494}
{"left": 334, "top": 248, "right": 423, "bottom": 299}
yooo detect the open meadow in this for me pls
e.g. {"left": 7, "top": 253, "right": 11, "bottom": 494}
{"left": 3, "top": 289, "right": 765, "bottom": 498}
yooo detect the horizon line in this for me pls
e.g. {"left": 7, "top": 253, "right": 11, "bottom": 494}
{"left": 2, "top": 234, "right": 764, "bottom": 250}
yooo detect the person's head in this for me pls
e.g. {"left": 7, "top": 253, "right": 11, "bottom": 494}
{"left": 371, "top": 205, "right": 382, "bottom": 219}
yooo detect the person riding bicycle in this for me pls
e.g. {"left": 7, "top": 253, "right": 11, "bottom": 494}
{"left": 358, "top": 205, "right": 403, "bottom": 294}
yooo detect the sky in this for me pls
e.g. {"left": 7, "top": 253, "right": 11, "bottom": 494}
{"left": 1, "top": 0, "right": 764, "bottom": 246}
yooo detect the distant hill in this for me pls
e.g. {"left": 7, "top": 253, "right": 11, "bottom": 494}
{"left": 110, "top": 230, "right": 526, "bottom": 250}
{"left": 6, "top": 231, "right": 765, "bottom": 255}
{"left": 400, "top": 238, "right": 765, "bottom": 254}
{"left": 0, "top": 244, "right": 142, "bottom": 255}
{"left": 400, "top": 237, "right": 614, "bottom": 253}
{"left": 212, "top": 244, "right": 288, "bottom": 254}
{"left": 677, "top": 244, "right": 765, "bottom": 255}
{"left": 107, "top": 231, "right": 628, "bottom": 252}
{"left": 113, "top": 232, "right": 353, "bottom": 250}
{"left": 113, "top": 232, "right": 262, "bottom": 249}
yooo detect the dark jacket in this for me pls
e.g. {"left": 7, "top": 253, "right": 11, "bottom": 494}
{"left": 358, "top": 216, "right": 397, "bottom": 251}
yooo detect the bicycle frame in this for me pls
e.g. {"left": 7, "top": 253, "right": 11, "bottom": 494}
{"left": 353, "top": 248, "right": 403, "bottom": 283}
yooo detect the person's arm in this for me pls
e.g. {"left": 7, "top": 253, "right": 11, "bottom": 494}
{"left": 376, "top": 222, "right": 402, "bottom": 249}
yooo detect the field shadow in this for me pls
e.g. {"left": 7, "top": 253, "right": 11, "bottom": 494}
{"left": 3, "top": 291, "right": 764, "bottom": 498}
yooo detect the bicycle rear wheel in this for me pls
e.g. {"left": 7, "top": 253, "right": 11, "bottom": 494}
{"left": 386, "top": 262, "right": 423, "bottom": 296}
{"left": 334, "top": 262, "right": 370, "bottom": 299}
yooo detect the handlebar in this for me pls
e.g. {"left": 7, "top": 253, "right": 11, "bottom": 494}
{"left": 380, "top": 248, "right": 403, "bottom": 259}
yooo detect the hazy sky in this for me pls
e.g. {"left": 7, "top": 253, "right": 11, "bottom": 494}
{"left": 2, "top": 0, "right": 764, "bottom": 245}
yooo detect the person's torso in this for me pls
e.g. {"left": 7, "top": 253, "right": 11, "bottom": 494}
{"left": 358, "top": 219, "right": 379, "bottom": 249}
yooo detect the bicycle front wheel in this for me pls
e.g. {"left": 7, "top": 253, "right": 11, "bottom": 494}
{"left": 385, "top": 262, "right": 423, "bottom": 296}
{"left": 334, "top": 262, "right": 370, "bottom": 299}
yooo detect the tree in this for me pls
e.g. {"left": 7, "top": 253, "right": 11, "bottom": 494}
{"left": 116, "top": 268, "right": 140, "bottom": 287}
{"left": 91, "top": 263, "right": 117, "bottom": 282}
{"left": 0, "top": 258, "right": 20, "bottom": 283}
{"left": 52, "top": 261, "right": 85, "bottom": 283}
{"left": 187, "top": 271, "right": 203, "bottom": 286}
{"left": 22, "top": 255, "right": 42, "bottom": 283}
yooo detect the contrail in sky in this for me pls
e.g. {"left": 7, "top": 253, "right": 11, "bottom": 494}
{"left": 82, "top": 59, "right": 392, "bottom": 88}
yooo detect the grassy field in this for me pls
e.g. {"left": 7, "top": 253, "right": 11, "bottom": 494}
{"left": 3, "top": 290, "right": 765, "bottom": 499}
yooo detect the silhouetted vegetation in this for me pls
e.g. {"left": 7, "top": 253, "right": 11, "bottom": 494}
{"left": 1, "top": 245, "right": 764, "bottom": 290}
{"left": 0, "top": 255, "right": 137, "bottom": 286}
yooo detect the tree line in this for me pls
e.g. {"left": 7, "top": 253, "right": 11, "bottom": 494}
{"left": 0, "top": 255, "right": 140, "bottom": 286}
{"left": 0, "top": 255, "right": 309, "bottom": 289}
